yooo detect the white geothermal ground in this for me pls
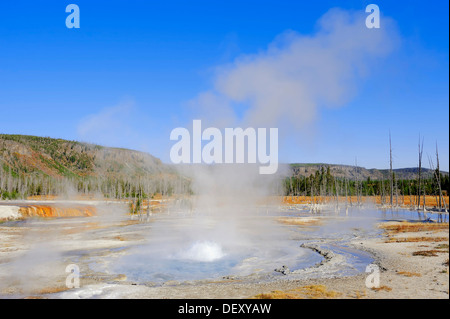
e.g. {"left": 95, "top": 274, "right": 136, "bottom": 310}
{"left": 0, "top": 201, "right": 447, "bottom": 298}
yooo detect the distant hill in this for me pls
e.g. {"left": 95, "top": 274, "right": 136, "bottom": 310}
{"left": 0, "top": 134, "right": 183, "bottom": 199}
{"left": 289, "top": 163, "right": 448, "bottom": 181}
{"left": 0, "top": 134, "right": 169, "bottom": 179}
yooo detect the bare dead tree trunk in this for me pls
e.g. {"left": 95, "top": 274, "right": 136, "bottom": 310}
{"left": 430, "top": 144, "right": 447, "bottom": 215}
{"left": 345, "top": 177, "right": 349, "bottom": 208}
{"left": 334, "top": 178, "right": 339, "bottom": 211}
{"left": 435, "top": 143, "right": 447, "bottom": 212}
{"left": 395, "top": 175, "right": 399, "bottom": 207}
{"left": 355, "top": 158, "right": 360, "bottom": 206}
{"left": 417, "top": 136, "right": 424, "bottom": 210}
{"left": 400, "top": 179, "right": 404, "bottom": 207}
{"left": 389, "top": 132, "right": 394, "bottom": 208}
{"left": 423, "top": 187, "right": 426, "bottom": 215}
{"left": 409, "top": 183, "right": 413, "bottom": 209}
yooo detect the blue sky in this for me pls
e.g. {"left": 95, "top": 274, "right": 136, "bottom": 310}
{"left": 0, "top": 1, "right": 448, "bottom": 171}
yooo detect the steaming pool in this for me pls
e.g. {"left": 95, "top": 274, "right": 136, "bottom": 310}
{"left": 109, "top": 207, "right": 441, "bottom": 284}
{"left": 0, "top": 202, "right": 443, "bottom": 298}
{"left": 106, "top": 214, "right": 326, "bottom": 283}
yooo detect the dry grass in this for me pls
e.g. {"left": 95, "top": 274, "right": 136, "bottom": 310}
{"left": 281, "top": 195, "right": 449, "bottom": 207}
{"left": 26, "top": 195, "right": 58, "bottom": 201}
{"left": 253, "top": 290, "right": 300, "bottom": 299}
{"left": 380, "top": 222, "right": 449, "bottom": 234}
{"left": 412, "top": 250, "right": 440, "bottom": 257}
{"left": 34, "top": 286, "right": 70, "bottom": 295}
{"left": 397, "top": 271, "right": 422, "bottom": 277}
{"left": 282, "top": 195, "right": 365, "bottom": 205}
{"left": 385, "top": 237, "right": 448, "bottom": 243}
{"left": 119, "top": 219, "right": 141, "bottom": 226}
{"left": 353, "top": 290, "right": 367, "bottom": 299}
{"left": 276, "top": 217, "right": 322, "bottom": 226}
{"left": 298, "top": 285, "right": 341, "bottom": 299}
{"left": 113, "top": 274, "right": 127, "bottom": 281}
{"left": 381, "top": 222, "right": 449, "bottom": 251}
{"left": 253, "top": 285, "right": 341, "bottom": 299}
{"left": 371, "top": 286, "right": 392, "bottom": 292}
{"left": 399, "top": 195, "right": 449, "bottom": 208}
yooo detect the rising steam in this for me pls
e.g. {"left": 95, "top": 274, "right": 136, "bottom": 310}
{"left": 94, "top": 8, "right": 402, "bottom": 284}
{"left": 191, "top": 8, "right": 399, "bottom": 136}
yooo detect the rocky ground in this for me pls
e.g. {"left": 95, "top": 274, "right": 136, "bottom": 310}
{"left": 50, "top": 220, "right": 450, "bottom": 299}
{"left": 0, "top": 204, "right": 448, "bottom": 299}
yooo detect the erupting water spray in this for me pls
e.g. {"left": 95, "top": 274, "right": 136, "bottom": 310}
{"left": 178, "top": 241, "right": 226, "bottom": 262}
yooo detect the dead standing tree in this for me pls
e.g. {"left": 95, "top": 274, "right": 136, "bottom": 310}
{"left": 435, "top": 143, "right": 447, "bottom": 213}
{"left": 389, "top": 132, "right": 394, "bottom": 208}
{"left": 354, "top": 158, "right": 361, "bottom": 206}
{"left": 417, "top": 136, "right": 424, "bottom": 210}
{"left": 428, "top": 144, "right": 448, "bottom": 218}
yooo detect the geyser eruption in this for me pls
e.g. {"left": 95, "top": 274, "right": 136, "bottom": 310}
{"left": 112, "top": 8, "right": 400, "bottom": 283}
{"left": 178, "top": 241, "right": 226, "bottom": 262}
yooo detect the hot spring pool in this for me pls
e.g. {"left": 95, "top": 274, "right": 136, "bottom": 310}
{"left": 109, "top": 214, "right": 323, "bottom": 283}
